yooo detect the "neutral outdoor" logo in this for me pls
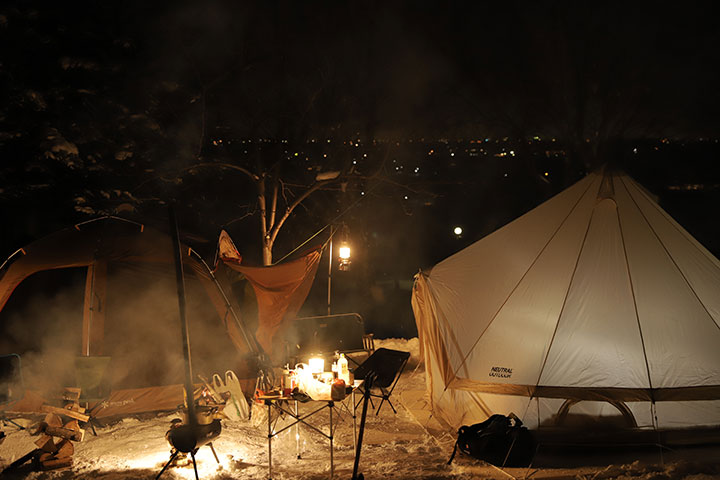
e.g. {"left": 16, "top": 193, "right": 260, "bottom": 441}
{"left": 489, "top": 366, "right": 513, "bottom": 378}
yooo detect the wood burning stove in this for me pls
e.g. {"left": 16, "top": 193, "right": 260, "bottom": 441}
{"left": 155, "top": 408, "right": 222, "bottom": 480}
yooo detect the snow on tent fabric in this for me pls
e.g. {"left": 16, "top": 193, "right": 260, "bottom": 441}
{"left": 412, "top": 170, "right": 720, "bottom": 434}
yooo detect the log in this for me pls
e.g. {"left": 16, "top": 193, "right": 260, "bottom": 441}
{"left": 55, "top": 439, "right": 74, "bottom": 458}
{"left": 63, "top": 420, "right": 81, "bottom": 431}
{"left": 66, "top": 403, "right": 86, "bottom": 414}
{"left": 62, "top": 420, "right": 85, "bottom": 440}
{"left": 34, "top": 434, "right": 58, "bottom": 453}
{"left": 65, "top": 420, "right": 86, "bottom": 441}
{"left": 44, "top": 425, "right": 83, "bottom": 442}
{"left": 38, "top": 452, "right": 54, "bottom": 463}
{"left": 0, "top": 448, "right": 40, "bottom": 473}
{"left": 29, "top": 421, "right": 47, "bottom": 436}
{"left": 62, "top": 387, "right": 81, "bottom": 402}
{"left": 44, "top": 413, "right": 63, "bottom": 428}
{"left": 41, "top": 404, "right": 90, "bottom": 422}
{"left": 40, "top": 456, "right": 73, "bottom": 470}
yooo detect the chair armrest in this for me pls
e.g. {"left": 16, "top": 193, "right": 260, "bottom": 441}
{"left": 362, "top": 334, "right": 375, "bottom": 353}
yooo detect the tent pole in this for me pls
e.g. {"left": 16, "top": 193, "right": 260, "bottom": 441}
{"left": 168, "top": 207, "right": 197, "bottom": 430}
{"left": 188, "top": 249, "right": 259, "bottom": 355}
{"left": 84, "top": 261, "right": 96, "bottom": 356}
{"left": 327, "top": 234, "right": 333, "bottom": 316}
{"left": 0, "top": 248, "right": 26, "bottom": 272}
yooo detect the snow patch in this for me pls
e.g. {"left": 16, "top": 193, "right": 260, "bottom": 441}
{"left": 115, "top": 150, "right": 133, "bottom": 161}
{"left": 59, "top": 57, "right": 100, "bottom": 71}
{"left": 2, "top": 341, "right": 719, "bottom": 479}
{"left": 43, "top": 128, "right": 79, "bottom": 166}
{"left": 374, "top": 337, "right": 421, "bottom": 367}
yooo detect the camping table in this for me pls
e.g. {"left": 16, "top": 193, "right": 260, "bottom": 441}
{"left": 259, "top": 383, "right": 361, "bottom": 480}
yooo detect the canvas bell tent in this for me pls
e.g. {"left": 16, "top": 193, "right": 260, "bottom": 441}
{"left": 0, "top": 217, "right": 320, "bottom": 417}
{"left": 412, "top": 171, "right": 720, "bottom": 438}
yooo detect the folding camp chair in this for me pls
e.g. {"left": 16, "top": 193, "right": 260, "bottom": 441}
{"left": 75, "top": 356, "right": 112, "bottom": 403}
{"left": 352, "top": 348, "right": 410, "bottom": 415}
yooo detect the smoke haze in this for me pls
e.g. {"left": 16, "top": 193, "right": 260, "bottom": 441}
{"left": 0, "top": 263, "right": 247, "bottom": 397}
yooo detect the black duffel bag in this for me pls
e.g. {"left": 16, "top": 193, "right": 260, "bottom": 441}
{"left": 448, "top": 413, "right": 536, "bottom": 467}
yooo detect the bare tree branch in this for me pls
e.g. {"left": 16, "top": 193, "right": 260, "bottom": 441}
{"left": 181, "top": 162, "right": 259, "bottom": 181}
{"left": 268, "top": 178, "right": 335, "bottom": 247}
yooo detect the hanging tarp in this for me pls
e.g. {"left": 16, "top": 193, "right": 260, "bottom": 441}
{"left": 218, "top": 239, "right": 322, "bottom": 355}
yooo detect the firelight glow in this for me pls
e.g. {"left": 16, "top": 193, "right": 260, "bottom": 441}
{"left": 338, "top": 245, "right": 351, "bottom": 260}
{"left": 309, "top": 356, "right": 325, "bottom": 374}
{"left": 124, "top": 442, "right": 235, "bottom": 478}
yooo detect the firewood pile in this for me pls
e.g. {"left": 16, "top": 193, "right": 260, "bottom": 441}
{"left": 2, "top": 387, "right": 89, "bottom": 473}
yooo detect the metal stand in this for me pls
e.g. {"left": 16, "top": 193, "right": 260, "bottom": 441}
{"left": 352, "top": 374, "right": 375, "bottom": 480}
{"left": 1, "top": 414, "right": 25, "bottom": 430}
{"left": 155, "top": 442, "right": 220, "bottom": 480}
{"left": 190, "top": 450, "right": 199, "bottom": 480}
{"left": 351, "top": 388, "right": 357, "bottom": 452}
{"left": 208, "top": 442, "right": 220, "bottom": 464}
{"left": 155, "top": 451, "right": 181, "bottom": 480}
{"left": 264, "top": 397, "right": 342, "bottom": 480}
{"left": 295, "top": 400, "right": 301, "bottom": 459}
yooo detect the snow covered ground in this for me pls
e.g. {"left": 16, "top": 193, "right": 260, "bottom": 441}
{"left": 2, "top": 338, "right": 720, "bottom": 479}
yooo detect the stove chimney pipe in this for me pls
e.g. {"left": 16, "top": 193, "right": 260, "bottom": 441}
{"left": 168, "top": 206, "right": 197, "bottom": 434}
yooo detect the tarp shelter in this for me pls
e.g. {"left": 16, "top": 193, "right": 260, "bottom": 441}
{"left": 216, "top": 230, "right": 322, "bottom": 356}
{"left": 0, "top": 217, "right": 320, "bottom": 417}
{"left": 412, "top": 171, "right": 720, "bottom": 436}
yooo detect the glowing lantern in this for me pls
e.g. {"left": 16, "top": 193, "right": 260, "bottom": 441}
{"left": 308, "top": 356, "right": 325, "bottom": 374}
{"left": 337, "top": 225, "right": 351, "bottom": 271}
{"left": 338, "top": 244, "right": 351, "bottom": 271}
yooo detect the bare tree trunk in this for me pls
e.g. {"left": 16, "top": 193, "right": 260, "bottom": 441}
{"left": 262, "top": 241, "right": 273, "bottom": 266}
{"left": 257, "top": 176, "right": 272, "bottom": 265}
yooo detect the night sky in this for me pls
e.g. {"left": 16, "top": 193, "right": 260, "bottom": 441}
{"left": 2, "top": 1, "right": 720, "bottom": 336}
{"left": 3, "top": 2, "right": 720, "bottom": 137}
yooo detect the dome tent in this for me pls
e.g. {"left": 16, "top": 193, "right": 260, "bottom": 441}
{"left": 412, "top": 170, "right": 720, "bottom": 442}
{"left": 0, "top": 217, "right": 320, "bottom": 418}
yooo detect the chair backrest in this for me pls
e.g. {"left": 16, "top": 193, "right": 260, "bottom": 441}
{"left": 289, "top": 313, "right": 368, "bottom": 356}
{"left": 352, "top": 348, "right": 410, "bottom": 389}
{"left": 75, "top": 356, "right": 112, "bottom": 401}
{"left": 0, "top": 353, "right": 23, "bottom": 405}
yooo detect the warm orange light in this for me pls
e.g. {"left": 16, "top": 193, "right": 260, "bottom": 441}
{"left": 309, "top": 357, "right": 324, "bottom": 374}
